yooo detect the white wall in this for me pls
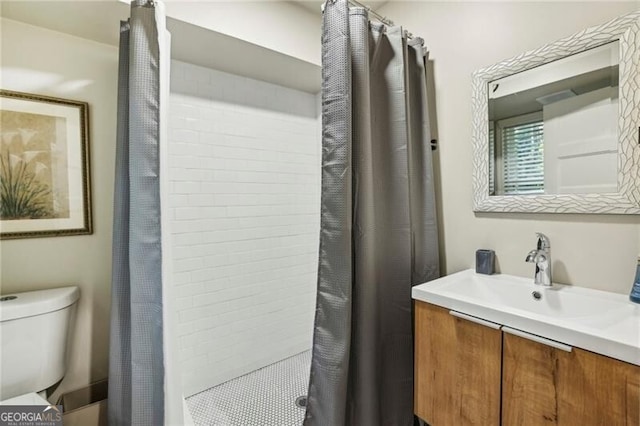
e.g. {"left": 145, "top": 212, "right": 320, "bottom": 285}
{"left": 164, "top": 1, "right": 322, "bottom": 65}
{"left": 378, "top": 2, "right": 640, "bottom": 294}
{"left": 168, "top": 60, "right": 320, "bottom": 396}
{"left": 0, "top": 18, "right": 117, "bottom": 399}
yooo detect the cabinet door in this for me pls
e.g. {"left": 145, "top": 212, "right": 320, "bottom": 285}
{"left": 502, "top": 331, "right": 640, "bottom": 425}
{"left": 414, "top": 302, "right": 502, "bottom": 425}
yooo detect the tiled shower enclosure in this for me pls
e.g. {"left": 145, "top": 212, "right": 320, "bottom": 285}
{"left": 168, "top": 60, "right": 321, "bottom": 421}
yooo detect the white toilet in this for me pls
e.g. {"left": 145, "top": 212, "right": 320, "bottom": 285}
{"left": 0, "top": 286, "right": 80, "bottom": 405}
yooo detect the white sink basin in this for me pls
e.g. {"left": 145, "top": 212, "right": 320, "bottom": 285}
{"left": 412, "top": 269, "right": 640, "bottom": 366}
{"left": 438, "top": 272, "right": 624, "bottom": 319}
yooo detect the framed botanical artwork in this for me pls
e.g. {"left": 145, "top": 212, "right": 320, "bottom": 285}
{"left": 0, "top": 90, "right": 92, "bottom": 239}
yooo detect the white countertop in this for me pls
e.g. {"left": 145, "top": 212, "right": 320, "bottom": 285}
{"left": 412, "top": 269, "right": 640, "bottom": 366}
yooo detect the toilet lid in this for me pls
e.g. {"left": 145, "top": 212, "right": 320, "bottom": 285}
{"left": 0, "top": 392, "right": 50, "bottom": 406}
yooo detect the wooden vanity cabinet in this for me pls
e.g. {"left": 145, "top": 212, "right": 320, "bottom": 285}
{"left": 414, "top": 301, "right": 502, "bottom": 425}
{"left": 414, "top": 301, "right": 640, "bottom": 426}
{"left": 502, "top": 332, "right": 640, "bottom": 426}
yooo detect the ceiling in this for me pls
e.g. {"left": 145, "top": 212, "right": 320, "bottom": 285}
{"left": 489, "top": 67, "right": 619, "bottom": 122}
{"left": 293, "top": 0, "right": 388, "bottom": 16}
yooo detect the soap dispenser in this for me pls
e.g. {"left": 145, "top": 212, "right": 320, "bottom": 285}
{"left": 630, "top": 256, "right": 640, "bottom": 304}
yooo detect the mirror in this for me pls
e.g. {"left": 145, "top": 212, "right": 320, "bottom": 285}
{"left": 472, "top": 11, "right": 640, "bottom": 214}
{"left": 488, "top": 42, "right": 619, "bottom": 196}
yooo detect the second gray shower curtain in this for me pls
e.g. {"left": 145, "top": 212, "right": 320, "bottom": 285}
{"left": 109, "top": 2, "right": 183, "bottom": 425}
{"left": 305, "top": 1, "right": 440, "bottom": 425}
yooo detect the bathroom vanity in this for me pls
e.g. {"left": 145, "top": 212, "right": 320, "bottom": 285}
{"left": 412, "top": 270, "right": 640, "bottom": 426}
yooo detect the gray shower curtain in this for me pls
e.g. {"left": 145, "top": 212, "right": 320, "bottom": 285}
{"left": 305, "top": 1, "right": 439, "bottom": 425}
{"left": 109, "top": 1, "right": 174, "bottom": 425}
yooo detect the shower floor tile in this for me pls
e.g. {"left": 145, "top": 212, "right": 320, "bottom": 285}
{"left": 186, "top": 350, "right": 311, "bottom": 426}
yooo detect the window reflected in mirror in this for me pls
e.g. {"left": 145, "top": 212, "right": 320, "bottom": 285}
{"left": 488, "top": 41, "right": 619, "bottom": 196}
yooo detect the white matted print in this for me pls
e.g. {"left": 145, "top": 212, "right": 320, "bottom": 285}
{"left": 0, "top": 90, "right": 91, "bottom": 239}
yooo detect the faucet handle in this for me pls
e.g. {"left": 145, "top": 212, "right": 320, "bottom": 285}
{"left": 536, "top": 233, "right": 550, "bottom": 250}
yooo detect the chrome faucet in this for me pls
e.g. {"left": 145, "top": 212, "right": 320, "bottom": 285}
{"left": 525, "top": 233, "right": 552, "bottom": 286}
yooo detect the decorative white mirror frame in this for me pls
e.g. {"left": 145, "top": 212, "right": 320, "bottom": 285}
{"left": 472, "top": 11, "right": 640, "bottom": 214}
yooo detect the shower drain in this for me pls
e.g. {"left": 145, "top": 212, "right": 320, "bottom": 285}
{"left": 295, "top": 396, "right": 307, "bottom": 409}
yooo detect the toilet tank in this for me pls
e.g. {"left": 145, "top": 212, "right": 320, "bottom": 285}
{"left": 0, "top": 286, "right": 79, "bottom": 401}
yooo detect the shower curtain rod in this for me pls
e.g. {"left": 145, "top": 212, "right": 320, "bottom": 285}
{"left": 321, "top": 0, "right": 414, "bottom": 39}
{"left": 348, "top": 0, "right": 394, "bottom": 26}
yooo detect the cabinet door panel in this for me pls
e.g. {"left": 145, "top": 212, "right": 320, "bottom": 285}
{"left": 627, "top": 379, "right": 640, "bottom": 425}
{"left": 414, "top": 302, "right": 502, "bottom": 425}
{"left": 503, "top": 332, "right": 640, "bottom": 426}
{"left": 502, "top": 332, "right": 558, "bottom": 425}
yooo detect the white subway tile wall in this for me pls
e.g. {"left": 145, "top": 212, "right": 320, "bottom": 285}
{"left": 169, "top": 60, "right": 321, "bottom": 396}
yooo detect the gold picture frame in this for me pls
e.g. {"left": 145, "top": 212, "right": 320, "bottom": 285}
{"left": 0, "top": 90, "right": 92, "bottom": 239}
